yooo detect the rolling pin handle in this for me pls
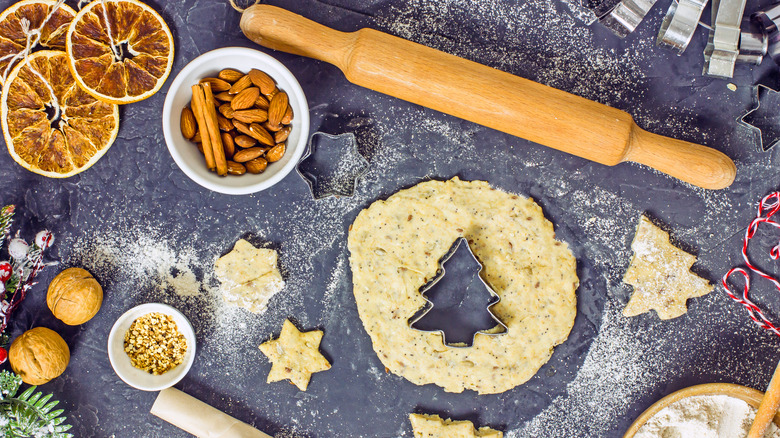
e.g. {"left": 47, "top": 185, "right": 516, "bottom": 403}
{"left": 240, "top": 5, "right": 355, "bottom": 69}
{"left": 624, "top": 126, "right": 736, "bottom": 190}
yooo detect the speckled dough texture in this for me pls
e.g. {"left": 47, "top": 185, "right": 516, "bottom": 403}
{"left": 214, "top": 239, "right": 285, "bottom": 314}
{"left": 348, "top": 178, "right": 578, "bottom": 394}
{"left": 622, "top": 216, "right": 713, "bottom": 320}
{"left": 409, "top": 413, "right": 503, "bottom": 437}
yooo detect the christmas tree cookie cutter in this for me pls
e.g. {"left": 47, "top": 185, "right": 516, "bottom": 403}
{"left": 296, "top": 132, "right": 369, "bottom": 200}
{"left": 408, "top": 237, "right": 508, "bottom": 348}
{"left": 738, "top": 84, "right": 780, "bottom": 152}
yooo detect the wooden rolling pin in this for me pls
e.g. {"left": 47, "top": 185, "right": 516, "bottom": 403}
{"left": 239, "top": 5, "right": 736, "bottom": 190}
{"left": 748, "top": 361, "right": 780, "bottom": 438}
{"left": 151, "top": 388, "right": 271, "bottom": 438}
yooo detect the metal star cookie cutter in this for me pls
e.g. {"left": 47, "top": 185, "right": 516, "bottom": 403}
{"left": 738, "top": 84, "right": 780, "bottom": 152}
{"left": 296, "top": 132, "right": 369, "bottom": 200}
{"left": 408, "top": 237, "right": 508, "bottom": 348}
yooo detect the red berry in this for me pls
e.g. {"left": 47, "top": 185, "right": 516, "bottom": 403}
{"left": 0, "top": 261, "right": 10, "bottom": 283}
{"left": 0, "top": 347, "right": 7, "bottom": 364}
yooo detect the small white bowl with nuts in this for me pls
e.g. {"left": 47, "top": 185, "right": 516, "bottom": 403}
{"left": 162, "top": 47, "right": 310, "bottom": 195}
{"left": 107, "top": 303, "right": 196, "bottom": 391}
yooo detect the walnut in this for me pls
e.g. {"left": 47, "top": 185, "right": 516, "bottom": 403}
{"left": 47, "top": 267, "right": 103, "bottom": 325}
{"left": 9, "top": 327, "right": 70, "bottom": 385}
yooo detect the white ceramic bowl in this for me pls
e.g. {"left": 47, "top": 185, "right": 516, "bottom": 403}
{"left": 107, "top": 303, "right": 197, "bottom": 391}
{"left": 162, "top": 47, "right": 310, "bottom": 195}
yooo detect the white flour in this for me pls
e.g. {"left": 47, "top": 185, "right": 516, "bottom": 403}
{"left": 635, "top": 395, "right": 780, "bottom": 438}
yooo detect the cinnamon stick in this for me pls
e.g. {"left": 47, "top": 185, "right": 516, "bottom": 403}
{"left": 190, "top": 85, "right": 216, "bottom": 171}
{"left": 201, "top": 82, "right": 228, "bottom": 176}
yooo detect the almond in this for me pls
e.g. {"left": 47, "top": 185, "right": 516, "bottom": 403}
{"left": 245, "top": 157, "right": 268, "bottom": 174}
{"left": 217, "top": 114, "right": 234, "bottom": 132}
{"left": 180, "top": 107, "right": 196, "bottom": 139}
{"left": 221, "top": 132, "right": 235, "bottom": 160}
{"left": 229, "top": 75, "right": 252, "bottom": 94}
{"left": 196, "top": 142, "right": 204, "bottom": 154}
{"left": 233, "top": 120, "right": 253, "bottom": 137}
{"left": 192, "top": 131, "right": 202, "bottom": 143}
{"left": 281, "top": 105, "right": 293, "bottom": 124}
{"left": 248, "top": 69, "right": 276, "bottom": 95}
{"left": 268, "top": 92, "right": 289, "bottom": 126}
{"left": 199, "top": 77, "right": 231, "bottom": 92}
{"left": 248, "top": 123, "right": 275, "bottom": 146}
{"left": 234, "top": 135, "right": 257, "bottom": 148}
{"left": 233, "top": 147, "right": 266, "bottom": 163}
{"left": 227, "top": 161, "right": 246, "bottom": 175}
{"left": 265, "top": 87, "right": 278, "bottom": 100}
{"left": 218, "top": 69, "right": 244, "bottom": 83}
{"left": 266, "top": 143, "right": 286, "bottom": 162}
{"left": 233, "top": 109, "right": 268, "bottom": 124}
{"left": 214, "top": 92, "right": 234, "bottom": 102}
{"left": 274, "top": 126, "right": 291, "bottom": 143}
{"left": 263, "top": 121, "right": 282, "bottom": 132}
{"left": 255, "top": 94, "right": 270, "bottom": 109}
{"left": 219, "top": 104, "right": 235, "bottom": 119}
{"left": 231, "top": 87, "right": 260, "bottom": 111}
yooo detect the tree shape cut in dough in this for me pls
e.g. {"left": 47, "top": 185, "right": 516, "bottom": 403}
{"left": 623, "top": 216, "right": 713, "bottom": 320}
{"left": 258, "top": 319, "right": 331, "bottom": 391}
{"left": 408, "top": 237, "right": 507, "bottom": 347}
{"left": 409, "top": 413, "right": 502, "bottom": 438}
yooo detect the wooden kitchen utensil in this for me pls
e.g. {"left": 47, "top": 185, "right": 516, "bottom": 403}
{"left": 151, "top": 387, "right": 271, "bottom": 438}
{"left": 239, "top": 5, "right": 736, "bottom": 190}
{"left": 748, "top": 360, "right": 780, "bottom": 438}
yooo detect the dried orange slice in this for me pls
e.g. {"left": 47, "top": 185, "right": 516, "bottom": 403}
{"left": 0, "top": 0, "right": 76, "bottom": 85}
{"left": 2, "top": 50, "right": 119, "bottom": 177}
{"left": 65, "top": 0, "right": 173, "bottom": 104}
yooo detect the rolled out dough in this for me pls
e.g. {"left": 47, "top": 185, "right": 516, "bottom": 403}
{"left": 347, "top": 178, "right": 578, "bottom": 394}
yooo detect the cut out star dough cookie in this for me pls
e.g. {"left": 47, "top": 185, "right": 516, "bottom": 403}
{"left": 622, "top": 216, "right": 713, "bottom": 320}
{"left": 258, "top": 319, "right": 331, "bottom": 391}
{"left": 215, "top": 239, "right": 284, "bottom": 313}
{"left": 409, "top": 413, "right": 502, "bottom": 438}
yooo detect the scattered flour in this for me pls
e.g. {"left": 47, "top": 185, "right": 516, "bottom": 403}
{"left": 634, "top": 395, "right": 780, "bottom": 438}
{"left": 508, "top": 299, "right": 665, "bottom": 437}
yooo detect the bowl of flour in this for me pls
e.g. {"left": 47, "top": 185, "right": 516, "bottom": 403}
{"left": 624, "top": 383, "right": 780, "bottom": 438}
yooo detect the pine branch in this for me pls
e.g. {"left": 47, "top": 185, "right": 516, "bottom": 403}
{"left": 0, "top": 205, "right": 14, "bottom": 243}
{"left": 0, "top": 371, "right": 72, "bottom": 438}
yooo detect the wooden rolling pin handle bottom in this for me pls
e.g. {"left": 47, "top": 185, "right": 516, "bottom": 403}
{"left": 623, "top": 126, "right": 736, "bottom": 190}
{"left": 748, "top": 361, "right": 780, "bottom": 438}
{"left": 151, "top": 388, "right": 271, "bottom": 438}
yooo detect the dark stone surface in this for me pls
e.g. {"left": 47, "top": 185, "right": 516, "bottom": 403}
{"left": 4, "top": 0, "right": 780, "bottom": 437}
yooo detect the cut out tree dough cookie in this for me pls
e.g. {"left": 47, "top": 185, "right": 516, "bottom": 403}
{"left": 409, "top": 413, "right": 502, "bottom": 438}
{"left": 215, "top": 239, "right": 284, "bottom": 313}
{"left": 623, "top": 216, "right": 713, "bottom": 320}
{"left": 258, "top": 319, "right": 331, "bottom": 391}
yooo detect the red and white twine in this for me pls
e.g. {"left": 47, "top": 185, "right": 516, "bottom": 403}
{"left": 722, "top": 192, "right": 780, "bottom": 337}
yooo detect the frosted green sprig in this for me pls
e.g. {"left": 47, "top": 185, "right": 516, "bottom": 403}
{"left": 0, "top": 370, "right": 72, "bottom": 438}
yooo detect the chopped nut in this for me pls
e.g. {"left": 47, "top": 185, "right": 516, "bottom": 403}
{"left": 124, "top": 312, "right": 187, "bottom": 375}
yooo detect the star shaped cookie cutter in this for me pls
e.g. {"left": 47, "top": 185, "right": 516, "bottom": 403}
{"left": 296, "top": 132, "right": 370, "bottom": 199}
{"left": 738, "top": 84, "right": 780, "bottom": 152}
{"left": 408, "top": 237, "right": 508, "bottom": 348}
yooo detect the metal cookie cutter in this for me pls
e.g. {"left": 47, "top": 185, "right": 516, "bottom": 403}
{"left": 753, "top": 3, "right": 780, "bottom": 66}
{"left": 296, "top": 132, "right": 369, "bottom": 200}
{"left": 703, "top": 0, "right": 749, "bottom": 78}
{"left": 738, "top": 84, "right": 780, "bottom": 151}
{"left": 408, "top": 237, "right": 508, "bottom": 348}
{"left": 599, "top": 0, "right": 658, "bottom": 38}
{"left": 657, "top": 0, "right": 709, "bottom": 53}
